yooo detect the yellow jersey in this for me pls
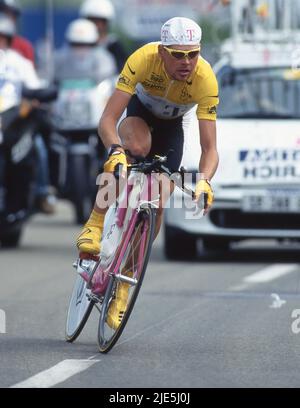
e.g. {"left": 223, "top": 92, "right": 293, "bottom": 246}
{"left": 116, "top": 42, "right": 219, "bottom": 121}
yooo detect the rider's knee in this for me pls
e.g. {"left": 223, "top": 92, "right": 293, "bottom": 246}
{"left": 127, "top": 144, "right": 150, "bottom": 158}
{"left": 119, "top": 117, "right": 151, "bottom": 157}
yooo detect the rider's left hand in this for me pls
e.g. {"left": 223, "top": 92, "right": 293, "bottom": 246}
{"left": 194, "top": 179, "right": 214, "bottom": 215}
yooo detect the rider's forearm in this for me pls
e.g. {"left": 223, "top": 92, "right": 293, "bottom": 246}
{"left": 198, "top": 119, "right": 218, "bottom": 181}
{"left": 98, "top": 114, "right": 124, "bottom": 151}
{"left": 199, "top": 148, "right": 219, "bottom": 181}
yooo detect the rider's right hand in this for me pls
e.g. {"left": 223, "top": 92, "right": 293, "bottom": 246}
{"left": 104, "top": 150, "right": 127, "bottom": 174}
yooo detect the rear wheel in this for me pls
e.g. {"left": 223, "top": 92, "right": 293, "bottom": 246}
{"left": 97, "top": 206, "right": 156, "bottom": 353}
{"left": 65, "top": 274, "right": 94, "bottom": 342}
{"left": 164, "top": 224, "right": 197, "bottom": 260}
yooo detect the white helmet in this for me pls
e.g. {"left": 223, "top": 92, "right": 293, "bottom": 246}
{"left": 65, "top": 18, "right": 99, "bottom": 45}
{"left": 0, "top": 0, "right": 21, "bottom": 16}
{"left": 79, "top": 0, "right": 115, "bottom": 21}
{"left": 0, "top": 12, "right": 16, "bottom": 38}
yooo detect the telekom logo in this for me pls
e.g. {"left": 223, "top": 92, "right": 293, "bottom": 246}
{"left": 161, "top": 29, "right": 169, "bottom": 42}
{"left": 186, "top": 29, "right": 195, "bottom": 41}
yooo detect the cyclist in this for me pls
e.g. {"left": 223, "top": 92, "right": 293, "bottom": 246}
{"left": 79, "top": 0, "right": 128, "bottom": 72}
{"left": 77, "top": 17, "right": 219, "bottom": 329}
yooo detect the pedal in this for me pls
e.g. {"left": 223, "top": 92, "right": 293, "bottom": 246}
{"left": 88, "top": 292, "right": 103, "bottom": 304}
{"left": 73, "top": 256, "right": 98, "bottom": 283}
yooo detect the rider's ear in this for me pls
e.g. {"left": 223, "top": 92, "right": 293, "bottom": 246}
{"left": 158, "top": 44, "right": 164, "bottom": 57}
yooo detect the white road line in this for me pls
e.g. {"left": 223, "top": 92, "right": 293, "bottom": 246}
{"left": 243, "top": 264, "right": 298, "bottom": 283}
{"left": 10, "top": 359, "right": 100, "bottom": 388}
{"left": 230, "top": 264, "right": 299, "bottom": 291}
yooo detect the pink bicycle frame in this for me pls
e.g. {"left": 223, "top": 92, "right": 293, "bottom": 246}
{"left": 91, "top": 173, "right": 154, "bottom": 295}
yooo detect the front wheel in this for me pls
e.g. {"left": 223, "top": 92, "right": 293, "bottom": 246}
{"left": 97, "top": 206, "right": 156, "bottom": 353}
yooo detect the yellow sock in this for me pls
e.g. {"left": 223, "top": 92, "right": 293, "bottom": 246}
{"left": 85, "top": 209, "right": 105, "bottom": 229}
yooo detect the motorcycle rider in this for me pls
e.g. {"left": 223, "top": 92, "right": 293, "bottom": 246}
{"left": 0, "top": 14, "right": 40, "bottom": 89}
{"left": 0, "top": 0, "right": 34, "bottom": 63}
{"left": 79, "top": 0, "right": 128, "bottom": 71}
{"left": 51, "top": 19, "right": 117, "bottom": 223}
{"left": 0, "top": 13, "right": 43, "bottom": 222}
{"left": 0, "top": 0, "right": 56, "bottom": 214}
{"left": 54, "top": 18, "right": 117, "bottom": 84}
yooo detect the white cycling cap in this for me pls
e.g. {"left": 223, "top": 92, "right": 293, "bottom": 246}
{"left": 79, "top": 0, "right": 115, "bottom": 21}
{"left": 65, "top": 18, "right": 99, "bottom": 44}
{"left": 161, "top": 17, "right": 202, "bottom": 46}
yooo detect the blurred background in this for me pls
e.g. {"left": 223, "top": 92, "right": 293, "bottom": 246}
{"left": 20, "top": 0, "right": 231, "bottom": 74}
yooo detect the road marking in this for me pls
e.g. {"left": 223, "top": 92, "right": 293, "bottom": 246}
{"left": 244, "top": 264, "right": 298, "bottom": 283}
{"left": 10, "top": 359, "right": 100, "bottom": 388}
{"left": 230, "top": 264, "right": 299, "bottom": 291}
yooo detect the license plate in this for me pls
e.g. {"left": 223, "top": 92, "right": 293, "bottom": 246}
{"left": 242, "top": 191, "right": 300, "bottom": 213}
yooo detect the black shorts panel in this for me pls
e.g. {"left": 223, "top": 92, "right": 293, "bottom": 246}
{"left": 125, "top": 95, "right": 184, "bottom": 172}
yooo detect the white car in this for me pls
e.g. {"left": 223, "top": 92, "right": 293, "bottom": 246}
{"left": 164, "top": 41, "right": 300, "bottom": 259}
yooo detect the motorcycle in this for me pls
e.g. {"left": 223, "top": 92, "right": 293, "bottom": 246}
{"left": 0, "top": 78, "right": 57, "bottom": 247}
{"left": 49, "top": 75, "right": 116, "bottom": 224}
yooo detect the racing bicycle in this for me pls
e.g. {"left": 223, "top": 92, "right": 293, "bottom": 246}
{"left": 65, "top": 152, "right": 197, "bottom": 353}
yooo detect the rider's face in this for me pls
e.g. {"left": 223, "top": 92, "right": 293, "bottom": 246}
{"left": 159, "top": 44, "right": 200, "bottom": 81}
{"left": 87, "top": 17, "right": 109, "bottom": 38}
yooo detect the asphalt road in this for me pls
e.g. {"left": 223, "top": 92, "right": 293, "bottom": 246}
{"left": 1, "top": 201, "right": 300, "bottom": 388}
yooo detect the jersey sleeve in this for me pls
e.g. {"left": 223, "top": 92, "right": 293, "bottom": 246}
{"left": 116, "top": 46, "right": 147, "bottom": 95}
{"left": 196, "top": 66, "right": 219, "bottom": 121}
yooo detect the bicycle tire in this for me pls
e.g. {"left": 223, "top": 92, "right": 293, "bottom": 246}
{"left": 65, "top": 274, "right": 94, "bottom": 342}
{"left": 97, "top": 205, "right": 156, "bottom": 353}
